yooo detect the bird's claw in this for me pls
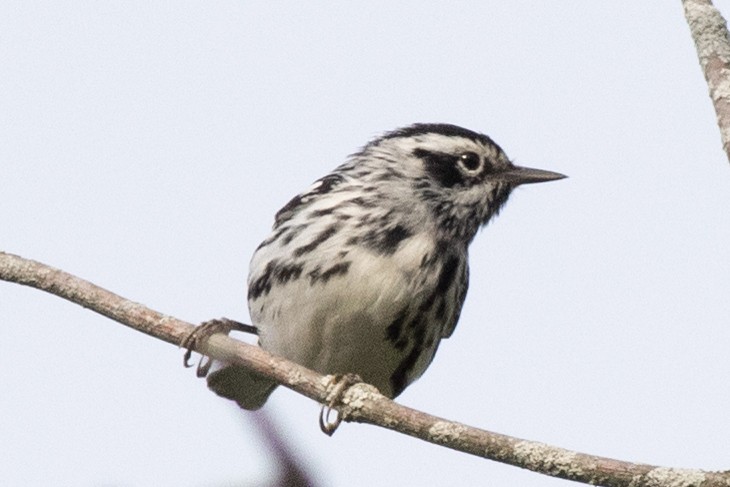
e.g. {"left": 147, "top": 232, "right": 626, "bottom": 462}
{"left": 181, "top": 318, "right": 258, "bottom": 377}
{"left": 319, "top": 373, "right": 362, "bottom": 436}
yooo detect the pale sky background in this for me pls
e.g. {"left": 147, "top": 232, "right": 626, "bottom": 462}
{"left": 3, "top": 2, "right": 730, "bottom": 486}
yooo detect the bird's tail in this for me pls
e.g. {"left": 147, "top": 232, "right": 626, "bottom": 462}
{"left": 206, "top": 364, "right": 277, "bottom": 410}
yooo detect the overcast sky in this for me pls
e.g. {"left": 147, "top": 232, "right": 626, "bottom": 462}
{"left": 3, "top": 2, "right": 730, "bottom": 486}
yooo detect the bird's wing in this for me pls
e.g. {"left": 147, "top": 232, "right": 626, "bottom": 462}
{"left": 273, "top": 173, "right": 346, "bottom": 228}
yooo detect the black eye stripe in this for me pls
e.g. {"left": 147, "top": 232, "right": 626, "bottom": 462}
{"left": 414, "top": 148, "right": 496, "bottom": 188}
{"left": 413, "top": 148, "right": 464, "bottom": 188}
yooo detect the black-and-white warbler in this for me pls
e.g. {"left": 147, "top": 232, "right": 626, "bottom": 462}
{"left": 191, "top": 123, "right": 565, "bottom": 411}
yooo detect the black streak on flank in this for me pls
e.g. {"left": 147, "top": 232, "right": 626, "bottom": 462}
{"left": 390, "top": 326, "right": 426, "bottom": 397}
{"left": 417, "top": 255, "right": 459, "bottom": 315}
{"left": 248, "top": 261, "right": 304, "bottom": 300}
{"left": 275, "top": 262, "right": 304, "bottom": 284}
{"left": 346, "top": 196, "right": 378, "bottom": 208}
{"left": 413, "top": 148, "right": 464, "bottom": 188}
{"left": 248, "top": 261, "right": 275, "bottom": 300}
{"left": 436, "top": 255, "right": 459, "bottom": 295}
{"left": 293, "top": 224, "right": 339, "bottom": 257}
{"left": 381, "top": 225, "right": 412, "bottom": 253}
{"left": 364, "top": 224, "right": 412, "bottom": 255}
{"left": 435, "top": 299, "right": 447, "bottom": 320}
{"left": 441, "top": 264, "right": 469, "bottom": 339}
{"left": 310, "top": 207, "right": 335, "bottom": 218}
{"left": 319, "top": 262, "right": 350, "bottom": 282}
{"left": 309, "top": 261, "right": 351, "bottom": 284}
{"left": 385, "top": 309, "right": 408, "bottom": 348}
{"left": 281, "top": 225, "right": 305, "bottom": 246}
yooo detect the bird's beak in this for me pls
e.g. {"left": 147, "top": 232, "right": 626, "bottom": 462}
{"left": 496, "top": 166, "right": 567, "bottom": 185}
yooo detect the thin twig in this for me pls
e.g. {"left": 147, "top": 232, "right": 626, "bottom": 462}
{"left": 683, "top": 0, "right": 730, "bottom": 163}
{"left": 1, "top": 251, "right": 727, "bottom": 486}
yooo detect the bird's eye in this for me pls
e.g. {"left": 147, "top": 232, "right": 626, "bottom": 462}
{"left": 458, "top": 152, "right": 482, "bottom": 172}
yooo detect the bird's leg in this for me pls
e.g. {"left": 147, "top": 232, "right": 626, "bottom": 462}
{"left": 181, "top": 318, "right": 258, "bottom": 377}
{"left": 319, "top": 373, "right": 363, "bottom": 436}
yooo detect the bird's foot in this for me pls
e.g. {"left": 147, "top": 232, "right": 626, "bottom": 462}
{"left": 181, "top": 318, "right": 258, "bottom": 377}
{"left": 319, "top": 373, "right": 362, "bottom": 436}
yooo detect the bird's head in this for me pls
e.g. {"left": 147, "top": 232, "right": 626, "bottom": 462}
{"left": 349, "top": 123, "right": 565, "bottom": 242}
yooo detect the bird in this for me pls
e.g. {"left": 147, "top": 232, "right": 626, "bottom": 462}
{"left": 186, "top": 123, "right": 565, "bottom": 418}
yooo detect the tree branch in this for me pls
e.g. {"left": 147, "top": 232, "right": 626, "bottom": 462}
{"left": 683, "top": 0, "right": 730, "bottom": 163}
{"left": 1, "top": 250, "right": 727, "bottom": 487}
